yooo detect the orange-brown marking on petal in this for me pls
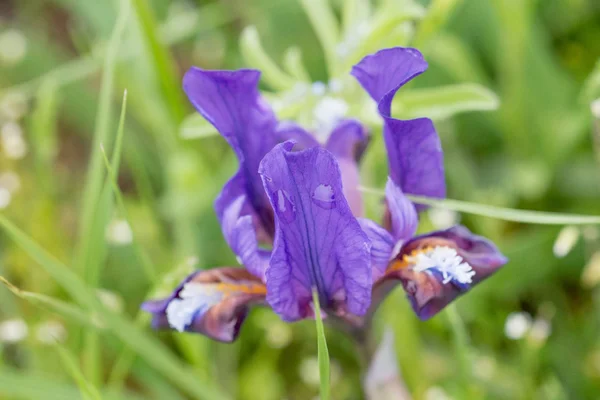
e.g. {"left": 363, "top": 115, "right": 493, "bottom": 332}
{"left": 214, "top": 282, "right": 267, "bottom": 297}
{"left": 387, "top": 246, "right": 435, "bottom": 272}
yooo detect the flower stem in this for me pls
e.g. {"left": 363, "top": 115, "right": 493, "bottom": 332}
{"left": 312, "top": 289, "right": 330, "bottom": 400}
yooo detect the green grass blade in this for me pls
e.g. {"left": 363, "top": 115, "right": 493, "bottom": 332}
{"left": 99, "top": 102, "right": 158, "bottom": 284}
{"left": 107, "top": 340, "right": 138, "bottom": 391}
{"left": 0, "top": 214, "right": 229, "bottom": 400}
{"left": 55, "top": 343, "right": 104, "bottom": 400}
{"left": 311, "top": 289, "right": 330, "bottom": 400}
{"left": 108, "top": 90, "right": 127, "bottom": 178}
{"left": 359, "top": 186, "right": 600, "bottom": 225}
{"left": 73, "top": 0, "right": 130, "bottom": 384}
{"left": 130, "top": 0, "right": 187, "bottom": 123}
{"left": 74, "top": 0, "right": 130, "bottom": 280}
{"left": 0, "top": 276, "right": 99, "bottom": 330}
{"left": 0, "top": 367, "right": 145, "bottom": 400}
{"left": 0, "top": 214, "right": 99, "bottom": 310}
{"left": 0, "top": 368, "right": 87, "bottom": 400}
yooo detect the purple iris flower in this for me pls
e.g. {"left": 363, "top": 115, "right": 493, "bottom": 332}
{"left": 142, "top": 47, "right": 507, "bottom": 342}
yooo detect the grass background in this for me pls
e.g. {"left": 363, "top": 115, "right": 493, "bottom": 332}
{"left": 0, "top": 0, "right": 599, "bottom": 399}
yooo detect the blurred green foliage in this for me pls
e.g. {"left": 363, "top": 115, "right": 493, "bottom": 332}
{"left": 0, "top": 0, "right": 599, "bottom": 399}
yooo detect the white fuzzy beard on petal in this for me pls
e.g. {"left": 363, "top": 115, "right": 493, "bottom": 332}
{"left": 165, "top": 283, "right": 222, "bottom": 332}
{"left": 410, "top": 246, "right": 475, "bottom": 285}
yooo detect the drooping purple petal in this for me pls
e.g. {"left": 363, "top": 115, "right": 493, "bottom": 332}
{"left": 183, "top": 68, "right": 278, "bottom": 238}
{"left": 351, "top": 47, "right": 446, "bottom": 205}
{"left": 221, "top": 195, "right": 270, "bottom": 280}
{"left": 141, "top": 267, "right": 266, "bottom": 343}
{"left": 384, "top": 178, "right": 418, "bottom": 242}
{"left": 326, "top": 120, "right": 369, "bottom": 217}
{"left": 258, "top": 142, "right": 372, "bottom": 321}
{"left": 358, "top": 218, "right": 394, "bottom": 282}
{"left": 381, "top": 225, "right": 507, "bottom": 320}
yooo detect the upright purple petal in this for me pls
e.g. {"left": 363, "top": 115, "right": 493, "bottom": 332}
{"left": 351, "top": 47, "right": 427, "bottom": 115}
{"left": 326, "top": 120, "right": 369, "bottom": 217}
{"left": 383, "top": 118, "right": 446, "bottom": 206}
{"left": 351, "top": 48, "right": 446, "bottom": 205}
{"left": 276, "top": 122, "right": 320, "bottom": 150}
{"left": 384, "top": 178, "right": 418, "bottom": 242}
{"left": 382, "top": 225, "right": 507, "bottom": 320}
{"left": 141, "top": 267, "right": 266, "bottom": 343}
{"left": 259, "top": 142, "right": 372, "bottom": 321}
{"left": 183, "top": 68, "right": 278, "bottom": 238}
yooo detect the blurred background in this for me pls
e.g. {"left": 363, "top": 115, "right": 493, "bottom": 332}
{"left": 0, "top": 0, "right": 599, "bottom": 399}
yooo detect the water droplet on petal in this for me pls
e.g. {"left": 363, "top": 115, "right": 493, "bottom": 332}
{"left": 312, "top": 184, "right": 336, "bottom": 209}
{"left": 275, "top": 189, "right": 295, "bottom": 223}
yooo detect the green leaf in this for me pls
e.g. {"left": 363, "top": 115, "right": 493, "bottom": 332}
{"left": 311, "top": 289, "right": 330, "bottom": 400}
{"left": 347, "top": 5, "right": 425, "bottom": 67}
{"left": 397, "top": 83, "right": 500, "bottom": 120}
{"left": 282, "top": 46, "right": 311, "bottom": 82}
{"left": 359, "top": 187, "right": 600, "bottom": 225}
{"left": 298, "top": 0, "right": 340, "bottom": 77}
{"left": 342, "top": 0, "right": 371, "bottom": 37}
{"left": 179, "top": 113, "right": 219, "bottom": 140}
{"left": 413, "top": 0, "right": 465, "bottom": 47}
{"left": 425, "top": 34, "right": 488, "bottom": 84}
{"left": 239, "top": 26, "right": 296, "bottom": 91}
{"left": 55, "top": 343, "right": 104, "bottom": 400}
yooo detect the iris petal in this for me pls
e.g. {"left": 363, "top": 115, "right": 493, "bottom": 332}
{"left": 358, "top": 218, "right": 394, "bottom": 282}
{"left": 326, "top": 120, "right": 369, "bottom": 217}
{"left": 383, "top": 225, "right": 507, "bottom": 319}
{"left": 221, "top": 195, "right": 270, "bottom": 279}
{"left": 259, "top": 142, "right": 372, "bottom": 321}
{"left": 351, "top": 47, "right": 446, "bottom": 207}
{"left": 384, "top": 178, "right": 418, "bottom": 242}
{"left": 141, "top": 267, "right": 266, "bottom": 343}
{"left": 276, "top": 122, "right": 320, "bottom": 149}
{"left": 183, "top": 68, "right": 279, "bottom": 240}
